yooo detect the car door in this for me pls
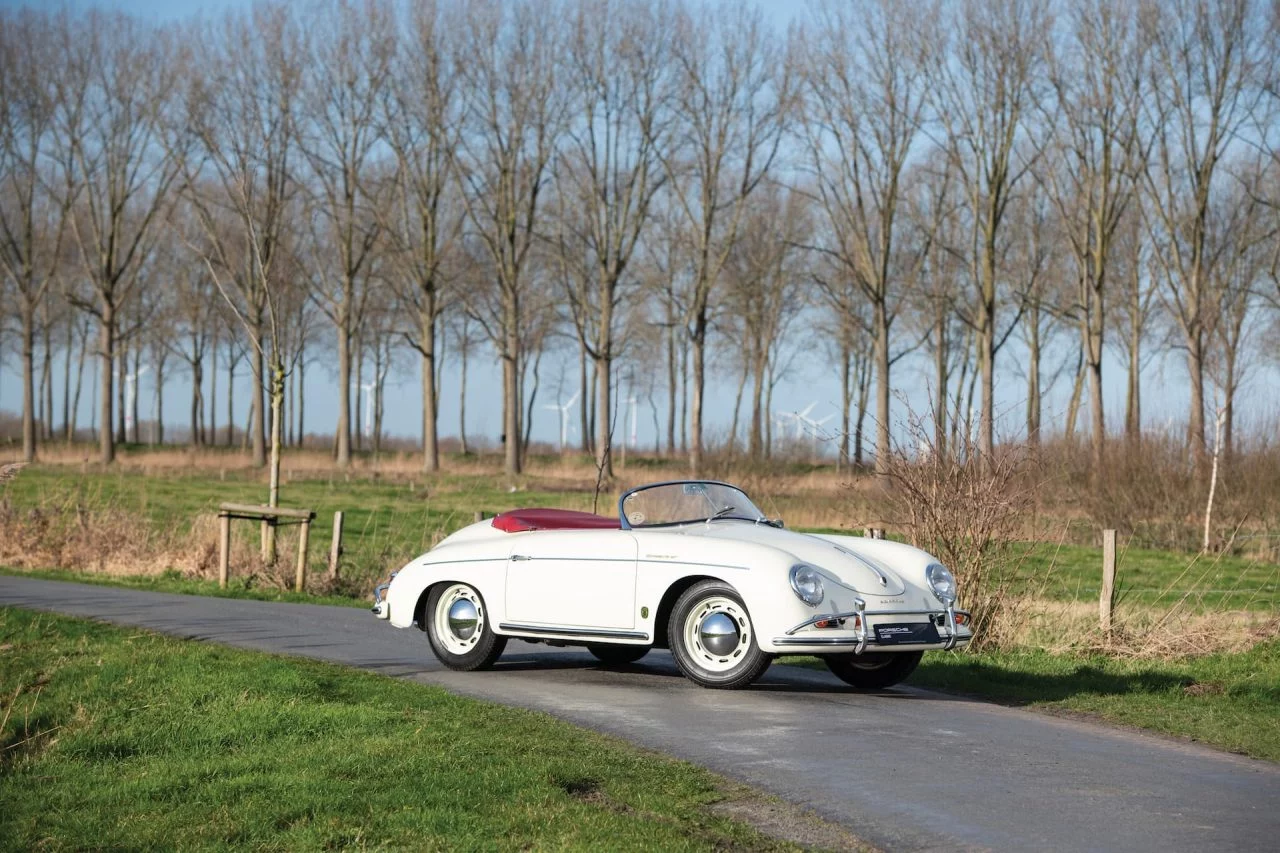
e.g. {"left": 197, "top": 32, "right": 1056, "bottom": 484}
{"left": 504, "top": 530, "right": 639, "bottom": 631}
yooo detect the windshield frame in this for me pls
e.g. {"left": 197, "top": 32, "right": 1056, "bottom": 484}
{"left": 617, "top": 480, "right": 764, "bottom": 530}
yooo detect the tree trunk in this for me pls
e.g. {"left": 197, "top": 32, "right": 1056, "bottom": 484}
{"left": 99, "top": 306, "right": 115, "bottom": 464}
{"left": 116, "top": 340, "right": 127, "bottom": 445}
{"left": 748, "top": 354, "right": 767, "bottom": 458}
{"left": 226, "top": 356, "right": 235, "bottom": 447}
{"left": 1185, "top": 341, "right": 1206, "bottom": 470}
{"left": 689, "top": 328, "right": 706, "bottom": 475}
{"left": 208, "top": 331, "right": 217, "bottom": 445}
{"left": 978, "top": 313, "right": 995, "bottom": 463}
{"left": 873, "top": 301, "right": 891, "bottom": 477}
{"left": 41, "top": 312, "right": 53, "bottom": 441}
{"left": 838, "top": 343, "right": 852, "bottom": 471}
{"left": 250, "top": 322, "right": 266, "bottom": 466}
{"left": 855, "top": 355, "right": 871, "bottom": 468}
{"left": 297, "top": 357, "right": 305, "bottom": 447}
{"left": 459, "top": 336, "right": 469, "bottom": 455}
{"left": 155, "top": 358, "right": 165, "bottom": 444}
{"left": 595, "top": 352, "right": 613, "bottom": 478}
{"left": 665, "top": 321, "right": 677, "bottom": 454}
{"left": 191, "top": 358, "right": 203, "bottom": 446}
{"left": 335, "top": 316, "right": 351, "bottom": 467}
{"left": 421, "top": 311, "right": 439, "bottom": 472}
{"left": 579, "top": 341, "right": 591, "bottom": 454}
{"left": 502, "top": 294, "right": 522, "bottom": 475}
{"left": 1026, "top": 308, "right": 1041, "bottom": 449}
{"left": 1063, "top": 349, "right": 1085, "bottom": 441}
{"left": 69, "top": 323, "right": 86, "bottom": 443}
{"left": 61, "top": 313, "right": 73, "bottom": 440}
{"left": 933, "top": 308, "right": 949, "bottom": 458}
{"left": 20, "top": 303, "right": 35, "bottom": 462}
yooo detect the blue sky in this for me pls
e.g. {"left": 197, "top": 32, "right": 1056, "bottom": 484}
{"left": 1, "top": 0, "right": 1274, "bottom": 452}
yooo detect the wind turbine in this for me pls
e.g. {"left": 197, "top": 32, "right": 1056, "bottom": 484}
{"left": 124, "top": 365, "right": 150, "bottom": 438}
{"left": 543, "top": 390, "right": 580, "bottom": 453}
{"left": 798, "top": 410, "right": 835, "bottom": 454}
{"left": 362, "top": 380, "right": 377, "bottom": 440}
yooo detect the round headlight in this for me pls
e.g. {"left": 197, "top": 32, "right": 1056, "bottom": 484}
{"left": 789, "top": 565, "right": 825, "bottom": 607}
{"left": 926, "top": 563, "right": 956, "bottom": 604}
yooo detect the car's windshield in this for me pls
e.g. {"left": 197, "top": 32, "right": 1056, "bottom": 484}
{"left": 620, "top": 482, "right": 765, "bottom": 528}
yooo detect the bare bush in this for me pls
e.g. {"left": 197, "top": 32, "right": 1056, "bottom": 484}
{"left": 880, "top": 409, "right": 1039, "bottom": 650}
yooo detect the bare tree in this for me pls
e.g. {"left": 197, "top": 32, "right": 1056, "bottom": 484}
{"left": 658, "top": 3, "right": 790, "bottom": 473}
{"left": 296, "top": 0, "right": 393, "bottom": 468}
{"left": 378, "top": 0, "right": 462, "bottom": 472}
{"left": 799, "top": 0, "right": 931, "bottom": 477}
{"left": 550, "top": 0, "right": 671, "bottom": 478}
{"left": 454, "top": 0, "right": 567, "bottom": 475}
{"left": 924, "top": 0, "right": 1050, "bottom": 463}
{"left": 0, "top": 10, "right": 75, "bottom": 461}
{"left": 1139, "top": 0, "right": 1270, "bottom": 468}
{"left": 56, "top": 11, "right": 179, "bottom": 465}
{"left": 1041, "top": 0, "right": 1147, "bottom": 470}
{"left": 722, "top": 186, "right": 810, "bottom": 458}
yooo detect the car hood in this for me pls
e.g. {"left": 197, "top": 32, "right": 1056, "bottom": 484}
{"left": 692, "top": 523, "right": 908, "bottom": 595}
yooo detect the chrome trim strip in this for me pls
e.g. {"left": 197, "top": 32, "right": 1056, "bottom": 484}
{"left": 772, "top": 636, "right": 973, "bottom": 648}
{"left": 498, "top": 623, "right": 650, "bottom": 642}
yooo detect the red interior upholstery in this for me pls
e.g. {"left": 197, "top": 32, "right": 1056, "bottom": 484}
{"left": 491, "top": 508, "right": 621, "bottom": 533}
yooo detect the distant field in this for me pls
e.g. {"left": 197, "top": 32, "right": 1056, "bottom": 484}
{"left": 2, "top": 454, "right": 1274, "bottom": 616}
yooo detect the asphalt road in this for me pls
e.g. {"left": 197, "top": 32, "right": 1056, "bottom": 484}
{"left": 3, "top": 576, "right": 1278, "bottom": 852}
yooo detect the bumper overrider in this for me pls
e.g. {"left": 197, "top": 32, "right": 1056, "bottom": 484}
{"left": 371, "top": 572, "right": 396, "bottom": 620}
{"left": 771, "top": 597, "right": 972, "bottom": 653}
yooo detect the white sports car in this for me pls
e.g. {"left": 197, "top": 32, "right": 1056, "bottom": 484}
{"left": 373, "top": 480, "right": 972, "bottom": 689}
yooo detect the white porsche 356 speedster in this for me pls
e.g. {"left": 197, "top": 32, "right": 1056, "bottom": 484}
{"left": 373, "top": 480, "right": 972, "bottom": 689}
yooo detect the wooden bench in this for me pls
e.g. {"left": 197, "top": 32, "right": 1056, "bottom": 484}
{"left": 217, "top": 502, "right": 317, "bottom": 592}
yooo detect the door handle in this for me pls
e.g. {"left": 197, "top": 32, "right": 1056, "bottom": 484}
{"left": 510, "top": 554, "right": 532, "bottom": 562}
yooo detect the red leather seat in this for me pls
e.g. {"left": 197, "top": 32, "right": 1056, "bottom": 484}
{"left": 491, "top": 508, "right": 621, "bottom": 533}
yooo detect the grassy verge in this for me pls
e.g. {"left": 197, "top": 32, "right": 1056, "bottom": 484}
{"left": 0, "top": 607, "right": 819, "bottom": 852}
{"left": 783, "top": 643, "right": 1280, "bottom": 761}
{"left": 0, "top": 565, "right": 368, "bottom": 608}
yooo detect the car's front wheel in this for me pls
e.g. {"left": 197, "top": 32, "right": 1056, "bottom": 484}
{"left": 587, "top": 643, "right": 650, "bottom": 665}
{"left": 424, "top": 582, "right": 507, "bottom": 671}
{"left": 668, "top": 580, "right": 772, "bottom": 689}
{"left": 824, "top": 650, "right": 922, "bottom": 689}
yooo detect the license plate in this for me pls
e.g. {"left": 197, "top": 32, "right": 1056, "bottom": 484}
{"left": 873, "top": 622, "right": 941, "bottom": 645}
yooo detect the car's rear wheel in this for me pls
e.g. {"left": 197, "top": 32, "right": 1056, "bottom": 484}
{"left": 586, "top": 643, "right": 650, "bottom": 665}
{"left": 425, "top": 582, "right": 507, "bottom": 671}
{"left": 668, "top": 580, "right": 772, "bottom": 689}
{"left": 824, "top": 651, "right": 922, "bottom": 689}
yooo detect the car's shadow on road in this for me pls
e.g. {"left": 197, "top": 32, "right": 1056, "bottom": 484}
{"left": 469, "top": 651, "right": 966, "bottom": 697}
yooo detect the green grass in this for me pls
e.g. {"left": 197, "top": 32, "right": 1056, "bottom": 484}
{"left": 783, "top": 643, "right": 1280, "bottom": 761}
{"left": 6, "top": 464, "right": 1275, "bottom": 613}
{"left": 0, "top": 607, "right": 804, "bottom": 852}
{"left": 0, "top": 566, "right": 368, "bottom": 608}
{"left": 1010, "top": 541, "right": 1279, "bottom": 611}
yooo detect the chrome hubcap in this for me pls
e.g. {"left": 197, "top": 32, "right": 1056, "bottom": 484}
{"left": 699, "top": 611, "right": 739, "bottom": 656}
{"left": 434, "top": 584, "right": 484, "bottom": 656}
{"left": 447, "top": 598, "right": 478, "bottom": 640}
{"left": 683, "top": 596, "right": 752, "bottom": 673}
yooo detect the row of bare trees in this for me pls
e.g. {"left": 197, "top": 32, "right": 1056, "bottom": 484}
{"left": 2, "top": 0, "right": 1279, "bottom": 486}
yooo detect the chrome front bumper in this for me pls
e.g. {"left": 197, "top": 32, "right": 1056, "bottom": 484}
{"left": 773, "top": 598, "right": 971, "bottom": 653}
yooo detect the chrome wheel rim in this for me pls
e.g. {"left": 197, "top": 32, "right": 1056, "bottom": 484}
{"left": 435, "top": 584, "right": 485, "bottom": 655}
{"left": 683, "top": 596, "right": 751, "bottom": 673}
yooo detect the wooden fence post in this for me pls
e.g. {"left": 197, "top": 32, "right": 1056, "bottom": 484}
{"left": 295, "top": 518, "right": 311, "bottom": 593}
{"left": 1100, "top": 529, "right": 1117, "bottom": 637}
{"left": 218, "top": 512, "right": 231, "bottom": 589}
{"left": 328, "top": 511, "right": 344, "bottom": 579}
